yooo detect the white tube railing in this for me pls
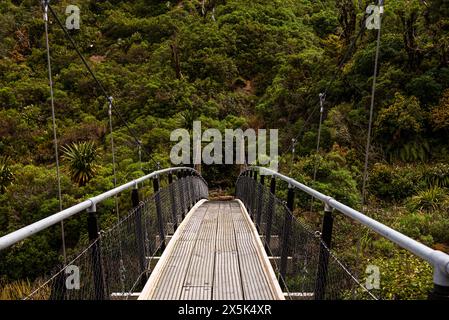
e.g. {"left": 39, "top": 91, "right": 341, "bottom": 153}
{"left": 247, "top": 166, "right": 449, "bottom": 289}
{"left": 0, "top": 167, "right": 199, "bottom": 251}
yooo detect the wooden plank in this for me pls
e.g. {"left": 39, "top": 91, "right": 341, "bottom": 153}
{"left": 152, "top": 204, "right": 208, "bottom": 299}
{"left": 215, "top": 203, "right": 237, "bottom": 252}
{"left": 213, "top": 251, "right": 243, "bottom": 300}
{"left": 231, "top": 207, "right": 274, "bottom": 300}
{"left": 138, "top": 200, "right": 208, "bottom": 300}
{"left": 213, "top": 202, "right": 243, "bottom": 300}
{"left": 183, "top": 203, "right": 218, "bottom": 287}
{"left": 232, "top": 200, "right": 285, "bottom": 300}
{"left": 140, "top": 199, "right": 284, "bottom": 301}
{"left": 180, "top": 286, "right": 212, "bottom": 300}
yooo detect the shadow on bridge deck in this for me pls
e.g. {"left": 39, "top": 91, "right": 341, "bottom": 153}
{"left": 138, "top": 200, "right": 284, "bottom": 300}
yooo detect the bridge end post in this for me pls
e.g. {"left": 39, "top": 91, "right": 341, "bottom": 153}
{"left": 429, "top": 251, "right": 449, "bottom": 300}
{"left": 314, "top": 203, "right": 334, "bottom": 300}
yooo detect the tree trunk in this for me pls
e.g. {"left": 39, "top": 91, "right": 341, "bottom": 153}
{"left": 170, "top": 41, "right": 182, "bottom": 80}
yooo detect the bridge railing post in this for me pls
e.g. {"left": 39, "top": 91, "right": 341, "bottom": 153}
{"left": 153, "top": 175, "right": 166, "bottom": 251}
{"left": 314, "top": 203, "right": 334, "bottom": 300}
{"left": 193, "top": 172, "right": 199, "bottom": 203}
{"left": 183, "top": 170, "right": 190, "bottom": 210}
{"left": 246, "top": 171, "right": 251, "bottom": 207}
{"left": 87, "top": 205, "right": 106, "bottom": 300}
{"left": 247, "top": 171, "right": 252, "bottom": 214}
{"left": 256, "top": 174, "right": 265, "bottom": 231}
{"left": 131, "top": 186, "right": 147, "bottom": 285}
{"left": 279, "top": 185, "right": 294, "bottom": 289}
{"left": 265, "top": 176, "right": 276, "bottom": 252}
{"left": 251, "top": 171, "right": 258, "bottom": 220}
{"left": 429, "top": 283, "right": 449, "bottom": 300}
{"left": 168, "top": 173, "right": 178, "bottom": 230}
{"left": 240, "top": 171, "right": 247, "bottom": 204}
{"left": 187, "top": 170, "right": 194, "bottom": 209}
{"left": 177, "top": 171, "right": 186, "bottom": 219}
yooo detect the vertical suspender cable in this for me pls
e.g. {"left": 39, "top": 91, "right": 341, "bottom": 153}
{"left": 43, "top": 0, "right": 66, "bottom": 265}
{"left": 107, "top": 97, "right": 126, "bottom": 293}
{"left": 312, "top": 93, "right": 326, "bottom": 182}
{"left": 108, "top": 98, "right": 120, "bottom": 221}
{"left": 47, "top": 4, "right": 160, "bottom": 171}
{"left": 283, "top": 13, "right": 369, "bottom": 157}
{"left": 362, "top": 1, "right": 384, "bottom": 205}
{"left": 310, "top": 93, "right": 326, "bottom": 211}
{"left": 289, "top": 138, "right": 296, "bottom": 176}
{"left": 356, "top": 0, "right": 384, "bottom": 298}
{"left": 138, "top": 143, "right": 143, "bottom": 172}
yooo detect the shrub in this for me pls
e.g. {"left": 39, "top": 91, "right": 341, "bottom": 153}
{"left": 421, "top": 163, "right": 449, "bottom": 188}
{"left": 406, "top": 186, "right": 449, "bottom": 213}
{"left": 62, "top": 141, "right": 99, "bottom": 187}
{"left": 397, "top": 212, "right": 433, "bottom": 245}
{"left": 365, "top": 250, "right": 433, "bottom": 300}
{"left": 291, "top": 149, "right": 361, "bottom": 208}
{"left": 368, "top": 164, "right": 419, "bottom": 202}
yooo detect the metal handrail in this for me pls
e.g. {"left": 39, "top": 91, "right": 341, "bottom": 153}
{"left": 242, "top": 166, "right": 449, "bottom": 288}
{"left": 0, "top": 167, "right": 203, "bottom": 251}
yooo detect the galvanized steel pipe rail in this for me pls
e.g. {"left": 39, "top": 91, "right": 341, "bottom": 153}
{"left": 244, "top": 166, "right": 449, "bottom": 298}
{"left": 0, "top": 167, "right": 202, "bottom": 251}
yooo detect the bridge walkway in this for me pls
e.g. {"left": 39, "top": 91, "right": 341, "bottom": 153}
{"left": 138, "top": 200, "right": 284, "bottom": 300}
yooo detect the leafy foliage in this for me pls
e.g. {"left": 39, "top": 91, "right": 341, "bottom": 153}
{"left": 0, "top": 156, "right": 14, "bottom": 194}
{"left": 291, "top": 145, "right": 361, "bottom": 208}
{"left": 406, "top": 187, "right": 449, "bottom": 213}
{"left": 366, "top": 250, "right": 433, "bottom": 300}
{"left": 375, "top": 93, "right": 428, "bottom": 162}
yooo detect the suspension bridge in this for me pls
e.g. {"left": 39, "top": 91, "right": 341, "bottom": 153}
{"left": 1, "top": 1, "right": 449, "bottom": 301}
{"left": 0, "top": 166, "right": 448, "bottom": 300}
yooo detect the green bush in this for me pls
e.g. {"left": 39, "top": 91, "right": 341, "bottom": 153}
{"left": 368, "top": 164, "right": 420, "bottom": 201}
{"left": 406, "top": 186, "right": 449, "bottom": 213}
{"left": 365, "top": 250, "right": 433, "bottom": 300}
{"left": 291, "top": 149, "right": 361, "bottom": 208}
{"left": 421, "top": 163, "right": 449, "bottom": 188}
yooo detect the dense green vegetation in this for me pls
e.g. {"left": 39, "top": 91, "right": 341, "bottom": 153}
{"left": 1, "top": 0, "right": 448, "bottom": 299}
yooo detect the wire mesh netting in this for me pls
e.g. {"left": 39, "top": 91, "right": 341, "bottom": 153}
{"left": 23, "top": 173, "right": 208, "bottom": 300}
{"left": 236, "top": 174, "right": 377, "bottom": 300}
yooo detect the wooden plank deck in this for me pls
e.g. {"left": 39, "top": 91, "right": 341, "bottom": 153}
{"left": 138, "top": 200, "right": 284, "bottom": 300}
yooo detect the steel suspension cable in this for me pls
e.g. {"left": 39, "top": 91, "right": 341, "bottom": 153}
{"left": 107, "top": 98, "right": 126, "bottom": 293}
{"left": 356, "top": 1, "right": 384, "bottom": 298}
{"left": 310, "top": 93, "right": 326, "bottom": 211}
{"left": 43, "top": 0, "right": 66, "bottom": 265}
{"left": 285, "top": 13, "right": 369, "bottom": 156}
{"left": 107, "top": 98, "right": 120, "bottom": 219}
{"left": 362, "top": 2, "right": 384, "bottom": 205}
{"left": 47, "top": 4, "right": 159, "bottom": 169}
{"left": 312, "top": 93, "right": 326, "bottom": 181}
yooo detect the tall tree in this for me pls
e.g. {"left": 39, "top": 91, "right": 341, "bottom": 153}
{"left": 337, "top": 0, "right": 357, "bottom": 45}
